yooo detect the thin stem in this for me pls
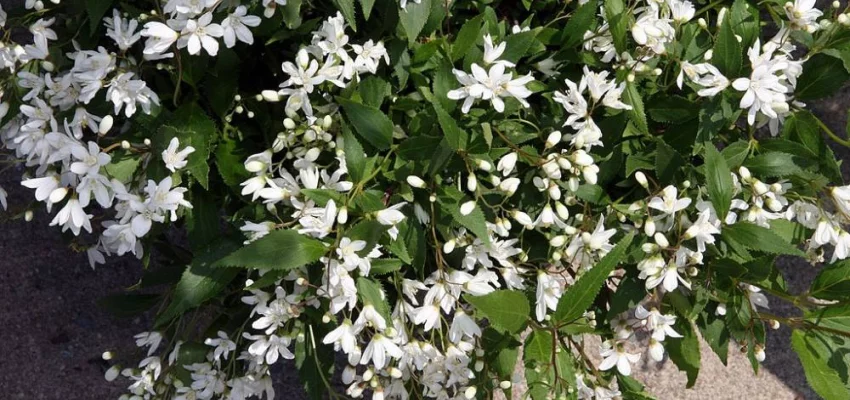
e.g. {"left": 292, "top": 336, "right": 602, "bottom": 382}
{"left": 813, "top": 113, "right": 850, "bottom": 148}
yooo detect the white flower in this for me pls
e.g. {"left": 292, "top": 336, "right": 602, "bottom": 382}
{"left": 482, "top": 34, "right": 514, "bottom": 67}
{"left": 831, "top": 186, "right": 850, "bottom": 219}
{"left": 204, "top": 331, "right": 236, "bottom": 365}
{"left": 162, "top": 137, "right": 196, "bottom": 173}
{"left": 360, "top": 334, "right": 403, "bottom": 370}
{"left": 354, "top": 304, "right": 387, "bottom": 331}
{"left": 70, "top": 141, "right": 111, "bottom": 177}
{"left": 833, "top": 231, "right": 850, "bottom": 262}
{"left": 50, "top": 198, "right": 93, "bottom": 236}
{"left": 181, "top": 13, "right": 224, "bottom": 56}
{"left": 598, "top": 341, "right": 640, "bottom": 376}
{"left": 631, "top": 8, "right": 675, "bottom": 54}
{"left": 262, "top": 0, "right": 288, "bottom": 18}
{"left": 449, "top": 310, "right": 481, "bottom": 343}
{"left": 352, "top": 40, "right": 390, "bottom": 74}
{"left": 648, "top": 185, "right": 692, "bottom": 216}
{"left": 497, "top": 152, "right": 518, "bottom": 176}
{"left": 669, "top": 0, "right": 696, "bottom": 23}
{"left": 323, "top": 319, "right": 358, "bottom": 354}
{"left": 732, "top": 40, "right": 791, "bottom": 125}
{"left": 376, "top": 203, "right": 407, "bottom": 226}
{"left": 645, "top": 260, "right": 690, "bottom": 292}
{"left": 449, "top": 63, "right": 535, "bottom": 113}
{"left": 684, "top": 209, "right": 721, "bottom": 252}
{"left": 134, "top": 332, "right": 163, "bottom": 356}
{"left": 105, "top": 9, "right": 142, "bottom": 50}
{"left": 246, "top": 333, "right": 295, "bottom": 364}
{"left": 222, "top": 6, "right": 261, "bottom": 48}
{"left": 785, "top": 0, "right": 822, "bottom": 32}
{"left": 140, "top": 22, "right": 179, "bottom": 56}
{"left": 298, "top": 199, "right": 337, "bottom": 238}
{"left": 535, "top": 272, "right": 562, "bottom": 321}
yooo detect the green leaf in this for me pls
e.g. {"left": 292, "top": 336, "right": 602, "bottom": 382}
{"left": 98, "top": 293, "right": 160, "bottom": 318}
{"left": 623, "top": 83, "right": 648, "bottom": 135}
{"left": 357, "top": 277, "right": 393, "bottom": 323}
{"left": 154, "top": 103, "right": 216, "bottom": 189}
{"left": 465, "top": 290, "right": 530, "bottom": 334}
{"left": 337, "top": 96, "right": 393, "bottom": 150}
{"left": 647, "top": 95, "right": 699, "bottom": 124}
{"left": 704, "top": 144, "right": 733, "bottom": 221}
{"left": 696, "top": 93, "right": 739, "bottom": 143}
{"left": 452, "top": 14, "right": 484, "bottom": 61}
{"left": 371, "top": 258, "right": 404, "bottom": 275}
{"left": 699, "top": 310, "right": 730, "bottom": 365}
{"left": 155, "top": 239, "right": 242, "bottom": 327}
{"left": 359, "top": 76, "right": 390, "bottom": 108}
{"left": 561, "top": 0, "right": 598, "bottom": 48}
{"left": 797, "top": 53, "right": 850, "bottom": 100}
{"left": 206, "top": 49, "right": 239, "bottom": 117}
{"left": 712, "top": 13, "right": 742, "bottom": 76}
{"left": 215, "top": 135, "right": 249, "bottom": 187}
{"left": 360, "top": 0, "right": 376, "bottom": 20}
{"left": 342, "top": 124, "right": 367, "bottom": 183}
{"left": 604, "top": 0, "right": 629, "bottom": 54}
{"left": 609, "top": 271, "right": 647, "bottom": 316}
{"left": 438, "top": 187, "right": 490, "bottom": 244}
{"left": 554, "top": 232, "right": 635, "bottom": 322}
{"left": 213, "top": 230, "right": 327, "bottom": 270}
{"left": 792, "top": 330, "right": 850, "bottom": 400}
{"left": 524, "top": 329, "right": 553, "bottom": 364}
{"left": 655, "top": 139, "right": 685, "bottom": 185}
{"left": 432, "top": 99, "right": 468, "bottom": 151}
{"left": 333, "top": 0, "right": 358, "bottom": 31}
{"left": 666, "top": 320, "right": 701, "bottom": 388}
{"left": 721, "top": 222, "right": 805, "bottom": 258}
{"left": 282, "top": 0, "right": 303, "bottom": 28}
{"left": 730, "top": 0, "right": 759, "bottom": 47}
{"left": 805, "top": 303, "right": 850, "bottom": 331}
{"left": 782, "top": 111, "right": 843, "bottom": 182}
{"left": 86, "top": 0, "right": 114, "bottom": 34}
{"left": 721, "top": 140, "right": 750, "bottom": 168}
{"left": 810, "top": 259, "right": 850, "bottom": 301}
{"left": 399, "top": 0, "right": 432, "bottom": 45}
{"left": 500, "top": 30, "right": 539, "bottom": 64}
{"left": 103, "top": 152, "right": 141, "bottom": 183}
{"left": 743, "top": 152, "right": 803, "bottom": 177}
{"left": 186, "top": 190, "right": 219, "bottom": 250}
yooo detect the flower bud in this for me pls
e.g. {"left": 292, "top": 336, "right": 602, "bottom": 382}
{"left": 443, "top": 239, "right": 456, "bottom": 254}
{"left": 255, "top": 94, "right": 264, "bottom": 102}
{"left": 555, "top": 202, "right": 570, "bottom": 220}
{"left": 474, "top": 360, "right": 484, "bottom": 372}
{"left": 627, "top": 73, "right": 635, "bottom": 82}
{"left": 840, "top": 13, "right": 850, "bottom": 26}
{"left": 24, "top": 210, "right": 33, "bottom": 222}
{"left": 323, "top": 115, "right": 333, "bottom": 129}
{"left": 104, "top": 365, "right": 121, "bottom": 382}
{"left": 545, "top": 131, "right": 562, "bottom": 149}
{"left": 143, "top": 138, "right": 151, "bottom": 146}
{"left": 716, "top": 303, "right": 727, "bottom": 316}
{"left": 698, "top": 18, "right": 707, "bottom": 28}
{"left": 476, "top": 159, "right": 492, "bottom": 172}
{"left": 754, "top": 346, "right": 766, "bottom": 362}
{"left": 102, "top": 351, "right": 114, "bottom": 360}
{"left": 120, "top": 140, "right": 130, "bottom": 149}
{"left": 283, "top": 118, "right": 296, "bottom": 130}
{"left": 49, "top": 187, "right": 68, "bottom": 203}
{"left": 42, "top": 61, "right": 55, "bottom": 72}
{"left": 512, "top": 210, "right": 533, "bottom": 227}
{"left": 407, "top": 175, "right": 426, "bottom": 188}
{"left": 753, "top": 180, "right": 769, "bottom": 196}
{"left": 738, "top": 166, "right": 752, "bottom": 182}
{"left": 261, "top": 90, "right": 281, "bottom": 102}
{"left": 464, "top": 386, "right": 477, "bottom": 399}
{"left": 635, "top": 171, "right": 649, "bottom": 188}
{"left": 322, "top": 313, "right": 331, "bottom": 323}
{"left": 704, "top": 49, "right": 713, "bottom": 61}
{"left": 0, "top": 103, "right": 8, "bottom": 120}
{"left": 247, "top": 111, "right": 255, "bottom": 118}
{"left": 834, "top": 0, "right": 841, "bottom": 7}
{"left": 644, "top": 218, "right": 656, "bottom": 236}
{"left": 460, "top": 201, "right": 476, "bottom": 216}
{"left": 337, "top": 206, "right": 349, "bottom": 224}
{"left": 550, "top": 235, "right": 567, "bottom": 247}
{"left": 389, "top": 367, "right": 403, "bottom": 379}
{"left": 717, "top": 7, "right": 727, "bottom": 27}
{"left": 500, "top": 381, "right": 512, "bottom": 389}
{"left": 654, "top": 232, "right": 670, "bottom": 248}
{"left": 98, "top": 115, "right": 114, "bottom": 135}
{"left": 467, "top": 174, "right": 478, "bottom": 192}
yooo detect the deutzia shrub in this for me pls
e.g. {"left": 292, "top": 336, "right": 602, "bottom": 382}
{"left": 5, "top": 0, "right": 850, "bottom": 399}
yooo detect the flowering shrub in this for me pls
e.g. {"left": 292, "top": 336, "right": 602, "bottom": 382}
{"left": 6, "top": 0, "right": 850, "bottom": 398}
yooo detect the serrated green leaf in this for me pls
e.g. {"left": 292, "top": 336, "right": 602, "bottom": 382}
{"left": 696, "top": 93, "right": 739, "bottom": 143}
{"left": 554, "top": 232, "right": 634, "bottom": 323}
{"left": 343, "top": 124, "right": 367, "bottom": 183}
{"left": 699, "top": 310, "right": 729, "bottom": 365}
{"left": 452, "top": 14, "right": 484, "bottom": 61}
{"left": 103, "top": 152, "right": 141, "bottom": 183}
{"left": 721, "top": 222, "right": 805, "bottom": 258}
{"left": 704, "top": 144, "right": 733, "bottom": 221}
{"left": 360, "top": 0, "right": 376, "bottom": 20}
{"left": 561, "top": 0, "right": 598, "bottom": 48}
{"left": 792, "top": 330, "right": 850, "bottom": 400}
{"left": 647, "top": 95, "right": 699, "bottom": 124}
{"left": 357, "top": 277, "right": 393, "bottom": 323}
{"left": 721, "top": 140, "right": 750, "bottom": 168}
{"left": 86, "top": 0, "right": 114, "bottom": 34}
{"left": 623, "top": 83, "right": 648, "bottom": 135}
{"left": 399, "top": 0, "right": 432, "bottom": 45}
{"left": 655, "top": 139, "right": 684, "bottom": 185}
{"left": 524, "top": 329, "right": 553, "bottom": 364}
{"left": 666, "top": 319, "right": 701, "bottom": 387}
{"left": 337, "top": 96, "right": 393, "bottom": 150}
{"left": 215, "top": 135, "right": 249, "bottom": 187}
{"left": 213, "top": 230, "right": 327, "bottom": 270}
{"left": 432, "top": 97, "right": 468, "bottom": 151}
{"left": 371, "top": 258, "right": 404, "bottom": 275}
{"left": 810, "top": 259, "right": 850, "bottom": 301}
{"left": 712, "top": 13, "right": 742, "bottom": 76}
{"left": 500, "top": 29, "right": 539, "bottom": 64}
{"left": 604, "top": 0, "right": 629, "bottom": 54}
{"left": 797, "top": 53, "right": 850, "bottom": 100}
{"left": 466, "top": 290, "right": 530, "bottom": 333}
{"left": 155, "top": 239, "right": 242, "bottom": 327}
{"left": 743, "top": 152, "right": 803, "bottom": 177}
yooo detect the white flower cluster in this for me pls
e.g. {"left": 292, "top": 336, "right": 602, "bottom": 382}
{"left": 0, "top": 9, "right": 200, "bottom": 268}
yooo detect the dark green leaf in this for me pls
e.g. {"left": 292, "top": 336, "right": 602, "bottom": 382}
{"left": 554, "top": 232, "right": 635, "bottom": 322}
{"left": 811, "top": 259, "right": 850, "bottom": 301}
{"left": 792, "top": 330, "right": 850, "bottom": 400}
{"left": 213, "top": 230, "right": 327, "bottom": 270}
{"left": 465, "top": 290, "right": 530, "bottom": 333}
{"left": 561, "top": 0, "right": 598, "bottom": 48}
{"left": 451, "top": 14, "right": 484, "bottom": 61}
{"left": 721, "top": 222, "right": 805, "bottom": 258}
{"left": 797, "top": 53, "right": 850, "bottom": 100}
{"left": 666, "top": 320, "right": 701, "bottom": 388}
{"left": 743, "top": 152, "right": 803, "bottom": 177}
{"left": 357, "top": 277, "right": 393, "bottom": 323}
{"left": 333, "top": 0, "right": 358, "bottom": 31}
{"left": 704, "top": 144, "right": 733, "bottom": 221}
{"left": 524, "top": 329, "right": 553, "bottom": 364}
{"left": 154, "top": 103, "right": 216, "bottom": 189}
{"left": 647, "top": 95, "right": 699, "bottom": 124}
{"left": 360, "top": 0, "right": 376, "bottom": 20}
{"left": 712, "top": 13, "right": 742, "bottom": 76}
{"left": 343, "top": 124, "right": 367, "bottom": 183}
{"left": 86, "top": 0, "right": 114, "bottom": 34}
{"left": 337, "top": 97, "right": 394, "bottom": 150}
{"left": 399, "top": 0, "right": 432, "bottom": 45}
{"left": 623, "top": 83, "right": 648, "bottom": 135}
{"left": 604, "top": 0, "right": 629, "bottom": 54}
{"left": 655, "top": 140, "right": 684, "bottom": 185}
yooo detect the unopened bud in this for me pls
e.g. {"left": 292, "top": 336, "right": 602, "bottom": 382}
{"left": 261, "top": 90, "right": 281, "bottom": 102}
{"left": 98, "top": 115, "right": 114, "bottom": 135}
{"left": 102, "top": 351, "right": 114, "bottom": 360}
{"left": 635, "top": 171, "right": 648, "bottom": 188}
{"left": 644, "top": 218, "right": 657, "bottom": 236}
{"left": 460, "top": 200, "right": 476, "bottom": 216}
{"left": 283, "top": 118, "right": 296, "bottom": 130}
{"left": 464, "top": 386, "right": 477, "bottom": 399}
{"left": 550, "top": 235, "right": 567, "bottom": 247}
{"left": 467, "top": 174, "right": 477, "bottom": 192}
{"left": 654, "top": 232, "right": 669, "bottom": 248}
{"left": 121, "top": 140, "right": 131, "bottom": 149}
{"left": 42, "top": 61, "right": 55, "bottom": 72}
{"left": 704, "top": 49, "right": 713, "bottom": 61}
{"left": 500, "top": 381, "right": 512, "bottom": 389}
{"left": 698, "top": 18, "right": 707, "bottom": 28}
{"left": 143, "top": 138, "right": 151, "bottom": 146}
{"left": 337, "top": 206, "right": 348, "bottom": 224}
{"left": 443, "top": 239, "right": 456, "bottom": 254}
{"left": 545, "top": 131, "right": 562, "bottom": 149}
{"left": 476, "top": 159, "right": 492, "bottom": 172}
{"left": 104, "top": 365, "right": 121, "bottom": 382}
{"left": 24, "top": 210, "right": 34, "bottom": 222}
